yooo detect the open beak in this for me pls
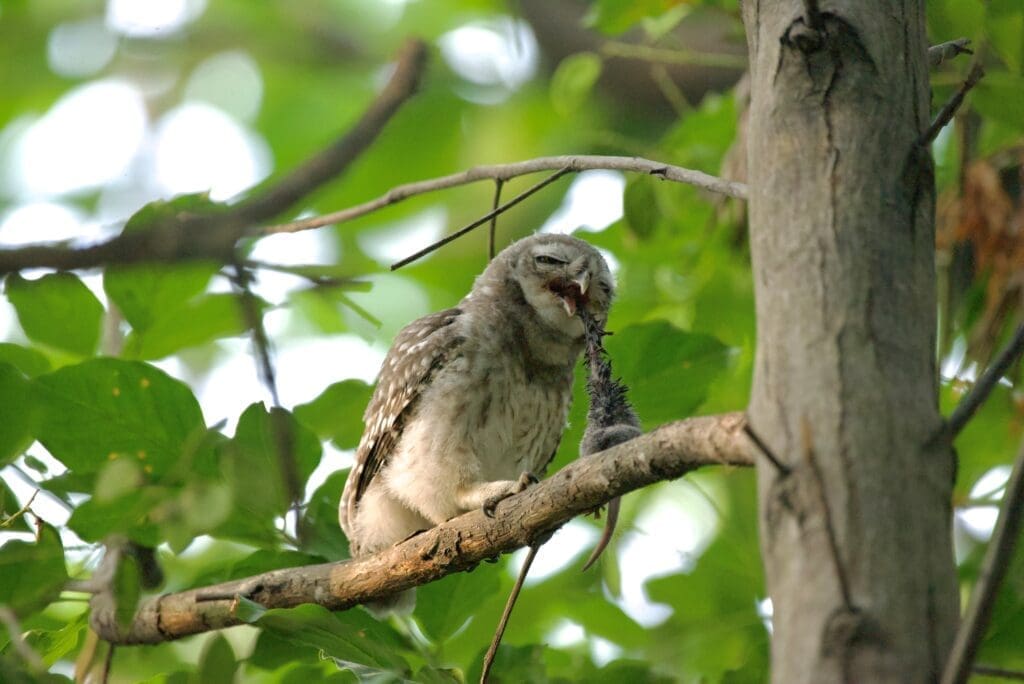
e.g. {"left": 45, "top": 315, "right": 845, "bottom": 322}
{"left": 552, "top": 271, "right": 591, "bottom": 317}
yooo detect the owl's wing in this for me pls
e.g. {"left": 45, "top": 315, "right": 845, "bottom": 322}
{"left": 340, "top": 307, "right": 465, "bottom": 536}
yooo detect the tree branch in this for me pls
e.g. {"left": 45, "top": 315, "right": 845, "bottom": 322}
{"left": 919, "top": 63, "right": 984, "bottom": 147}
{"left": 88, "top": 413, "right": 752, "bottom": 645}
{"left": 928, "top": 39, "right": 972, "bottom": 68}
{"left": 260, "top": 155, "right": 749, "bottom": 236}
{"left": 0, "top": 39, "right": 427, "bottom": 275}
{"left": 948, "top": 323, "right": 1024, "bottom": 438}
{"left": 942, "top": 435, "right": 1024, "bottom": 684}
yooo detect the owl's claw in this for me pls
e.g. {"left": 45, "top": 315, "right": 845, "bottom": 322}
{"left": 482, "top": 471, "right": 539, "bottom": 517}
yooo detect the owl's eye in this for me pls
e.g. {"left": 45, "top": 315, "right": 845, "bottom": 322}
{"left": 534, "top": 254, "right": 566, "bottom": 266}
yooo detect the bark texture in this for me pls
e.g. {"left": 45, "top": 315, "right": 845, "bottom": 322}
{"left": 741, "top": 2, "right": 959, "bottom": 682}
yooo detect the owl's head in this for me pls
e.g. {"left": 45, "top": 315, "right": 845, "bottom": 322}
{"left": 496, "top": 234, "right": 614, "bottom": 339}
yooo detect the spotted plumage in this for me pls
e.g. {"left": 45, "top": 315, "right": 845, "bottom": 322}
{"left": 338, "top": 234, "right": 614, "bottom": 611}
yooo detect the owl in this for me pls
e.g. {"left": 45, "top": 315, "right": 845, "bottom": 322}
{"left": 339, "top": 234, "right": 614, "bottom": 611}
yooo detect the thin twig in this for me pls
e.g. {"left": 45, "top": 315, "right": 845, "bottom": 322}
{"left": 743, "top": 422, "right": 791, "bottom": 475}
{"left": 0, "top": 39, "right": 428, "bottom": 275}
{"left": 928, "top": 39, "right": 973, "bottom": 68}
{"left": 0, "top": 488, "right": 38, "bottom": 528}
{"left": 948, "top": 323, "right": 1024, "bottom": 437}
{"left": 488, "top": 180, "right": 503, "bottom": 261}
{"left": 481, "top": 545, "right": 539, "bottom": 683}
{"left": 390, "top": 167, "right": 572, "bottom": 270}
{"left": 973, "top": 665, "right": 1024, "bottom": 681}
{"left": 229, "top": 260, "right": 301, "bottom": 509}
{"left": 802, "top": 420, "right": 853, "bottom": 610}
{"left": 102, "top": 643, "right": 115, "bottom": 684}
{"left": 942, "top": 436, "right": 1024, "bottom": 684}
{"left": 920, "top": 64, "right": 985, "bottom": 147}
{"left": 262, "top": 155, "right": 748, "bottom": 236}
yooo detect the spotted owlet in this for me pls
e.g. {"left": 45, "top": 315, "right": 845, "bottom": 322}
{"left": 339, "top": 234, "right": 614, "bottom": 611}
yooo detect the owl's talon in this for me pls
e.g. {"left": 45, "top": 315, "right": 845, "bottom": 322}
{"left": 482, "top": 471, "right": 539, "bottom": 517}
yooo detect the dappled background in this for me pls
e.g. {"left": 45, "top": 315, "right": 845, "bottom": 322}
{"left": 0, "top": 0, "right": 1022, "bottom": 681}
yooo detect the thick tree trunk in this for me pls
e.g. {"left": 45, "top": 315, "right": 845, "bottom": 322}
{"left": 741, "top": 3, "right": 959, "bottom": 682}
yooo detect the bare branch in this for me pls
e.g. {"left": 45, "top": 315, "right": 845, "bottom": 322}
{"left": 488, "top": 180, "right": 503, "bottom": 261}
{"left": 0, "top": 39, "right": 428, "bottom": 275}
{"left": 482, "top": 544, "right": 539, "bottom": 683}
{"left": 261, "top": 155, "right": 749, "bottom": 236}
{"left": 928, "top": 39, "right": 972, "bottom": 68}
{"left": 948, "top": 323, "right": 1024, "bottom": 437}
{"left": 920, "top": 64, "right": 985, "bottom": 147}
{"left": 942, "top": 436, "right": 1024, "bottom": 684}
{"left": 0, "top": 488, "right": 38, "bottom": 528}
{"left": 88, "top": 413, "right": 752, "bottom": 644}
{"left": 390, "top": 167, "right": 571, "bottom": 270}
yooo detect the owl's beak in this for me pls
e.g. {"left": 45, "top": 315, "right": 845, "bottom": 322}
{"left": 572, "top": 271, "right": 590, "bottom": 297}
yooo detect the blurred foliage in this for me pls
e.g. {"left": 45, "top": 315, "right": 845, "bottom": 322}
{"left": 0, "top": 0, "right": 1021, "bottom": 681}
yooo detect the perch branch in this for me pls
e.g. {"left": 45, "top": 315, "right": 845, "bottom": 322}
{"left": 942, "top": 435, "right": 1024, "bottom": 684}
{"left": 948, "top": 323, "right": 1024, "bottom": 438}
{"left": 88, "top": 413, "right": 752, "bottom": 644}
{"left": 0, "top": 39, "right": 427, "bottom": 275}
{"left": 261, "top": 155, "right": 748, "bottom": 236}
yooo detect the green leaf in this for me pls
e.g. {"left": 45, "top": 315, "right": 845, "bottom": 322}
{"left": 198, "top": 634, "right": 237, "bottom": 684}
{"left": 26, "top": 610, "right": 88, "bottom": 666}
{"left": 972, "top": 72, "right": 1024, "bottom": 129}
{"left": 550, "top": 52, "right": 603, "bottom": 117}
{"left": 34, "top": 359, "right": 206, "bottom": 478}
{"left": 988, "top": 0, "right": 1024, "bottom": 73}
{"left": 123, "top": 293, "right": 254, "bottom": 360}
{"left": 604, "top": 321, "right": 731, "bottom": 425}
{"left": 0, "top": 524, "right": 68, "bottom": 614}
{"left": 585, "top": 0, "right": 676, "bottom": 34}
{"left": 240, "top": 603, "right": 410, "bottom": 674}
{"left": 0, "top": 363, "right": 36, "bottom": 466}
{"left": 623, "top": 178, "right": 659, "bottom": 239}
{"left": 67, "top": 489, "right": 161, "bottom": 545}
{"left": 5, "top": 272, "right": 103, "bottom": 357}
{"left": 219, "top": 404, "right": 321, "bottom": 537}
{"left": 294, "top": 380, "right": 373, "bottom": 450}
{"left": 298, "top": 470, "right": 350, "bottom": 559}
{"left": 415, "top": 565, "right": 501, "bottom": 643}
{"left": 0, "top": 343, "right": 51, "bottom": 377}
